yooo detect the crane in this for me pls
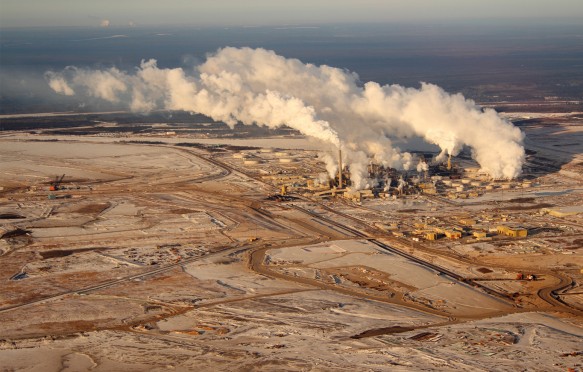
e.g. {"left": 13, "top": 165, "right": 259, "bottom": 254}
{"left": 50, "top": 174, "right": 65, "bottom": 191}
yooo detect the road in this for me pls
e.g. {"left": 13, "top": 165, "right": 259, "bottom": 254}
{"left": 2, "top": 138, "right": 580, "bottom": 320}
{"left": 0, "top": 246, "right": 244, "bottom": 314}
{"left": 200, "top": 151, "right": 582, "bottom": 315}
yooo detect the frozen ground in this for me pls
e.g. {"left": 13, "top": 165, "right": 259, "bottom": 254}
{"left": 266, "top": 240, "right": 514, "bottom": 317}
{"left": 0, "top": 111, "right": 582, "bottom": 371}
{"left": 0, "top": 302, "right": 581, "bottom": 371}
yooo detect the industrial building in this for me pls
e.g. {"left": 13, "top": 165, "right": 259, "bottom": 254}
{"left": 443, "top": 230, "right": 462, "bottom": 239}
{"left": 229, "top": 145, "right": 538, "bottom": 210}
{"left": 497, "top": 225, "right": 528, "bottom": 238}
{"left": 472, "top": 231, "right": 488, "bottom": 239}
{"left": 425, "top": 232, "right": 437, "bottom": 241}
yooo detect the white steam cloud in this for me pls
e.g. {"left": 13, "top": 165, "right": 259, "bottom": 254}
{"left": 45, "top": 72, "right": 75, "bottom": 96}
{"left": 46, "top": 47, "right": 525, "bottom": 188}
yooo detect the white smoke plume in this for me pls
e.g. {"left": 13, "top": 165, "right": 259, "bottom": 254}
{"left": 416, "top": 159, "right": 429, "bottom": 173}
{"left": 317, "top": 152, "right": 338, "bottom": 180}
{"left": 317, "top": 173, "right": 330, "bottom": 186}
{"left": 45, "top": 72, "right": 75, "bottom": 96}
{"left": 46, "top": 47, "right": 525, "bottom": 188}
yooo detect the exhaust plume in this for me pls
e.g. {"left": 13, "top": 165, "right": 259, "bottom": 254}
{"left": 46, "top": 47, "right": 525, "bottom": 188}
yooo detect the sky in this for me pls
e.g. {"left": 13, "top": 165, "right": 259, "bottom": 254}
{"left": 1, "top": 0, "right": 583, "bottom": 28}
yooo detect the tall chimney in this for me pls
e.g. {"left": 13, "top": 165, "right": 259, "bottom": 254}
{"left": 338, "top": 148, "right": 343, "bottom": 188}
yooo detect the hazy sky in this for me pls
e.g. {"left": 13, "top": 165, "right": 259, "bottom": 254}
{"left": 1, "top": 0, "right": 583, "bottom": 28}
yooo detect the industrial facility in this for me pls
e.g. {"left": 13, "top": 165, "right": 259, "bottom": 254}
{"left": 226, "top": 146, "right": 532, "bottom": 205}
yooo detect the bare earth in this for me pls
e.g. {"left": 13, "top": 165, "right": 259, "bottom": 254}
{"left": 0, "top": 108, "right": 582, "bottom": 371}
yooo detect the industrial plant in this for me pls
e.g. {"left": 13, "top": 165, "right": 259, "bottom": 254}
{"left": 0, "top": 101, "right": 582, "bottom": 371}
{"left": 0, "top": 44, "right": 581, "bottom": 372}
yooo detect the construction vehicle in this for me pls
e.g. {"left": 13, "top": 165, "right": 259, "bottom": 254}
{"left": 49, "top": 174, "right": 65, "bottom": 191}
{"left": 516, "top": 273, "right": 537, "bottom": 281}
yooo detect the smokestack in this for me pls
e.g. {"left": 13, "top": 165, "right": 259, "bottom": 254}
{"left": 338, "top": 148, "right": 343, "bottom": 188}
{"left": 447, "top": 154, "right": 452, "bottom": 171}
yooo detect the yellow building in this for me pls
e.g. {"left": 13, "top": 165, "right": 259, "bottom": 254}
{"left": 497, "top": 225, "right": 528, "bottom": 238}
{"left": 425, "top": 232, "right": 437, "bottom": 240}
{"left": 473, "top": 231, "right": 487, "bottom": 239}
{"left": 444, "top": 230, "right": 462, "bottom": 239}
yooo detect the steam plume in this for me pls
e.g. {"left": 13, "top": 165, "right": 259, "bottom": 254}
{"left": 46, "top": 47, "right": 525, "bottom": 188}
